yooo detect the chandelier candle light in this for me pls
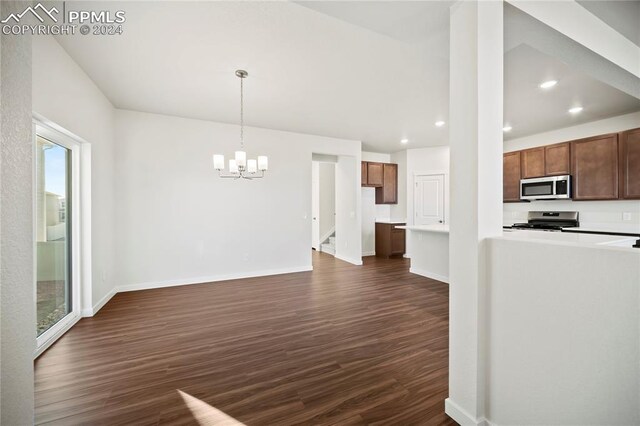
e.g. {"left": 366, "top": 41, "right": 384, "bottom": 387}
{"left": 213, "top": 70, "right": 268, "bottom": 179}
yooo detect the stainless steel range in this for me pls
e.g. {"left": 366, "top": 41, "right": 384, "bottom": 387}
{"left": 510, "top": 211, "right": 579, "bottom": 232}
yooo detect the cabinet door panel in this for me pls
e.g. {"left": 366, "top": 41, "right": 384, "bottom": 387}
{"left": 572, "top": 134, "right": 618, "bottom": 200}
{"left": 619, "top": 128, "right": 640, "bottom": 199}
{"left": 522, "top": 147, "right": 545, "bottom": 178}
{"left": 503, "top": 152, "right": 522, "bottom": 202}
{"left": 376, "top": 163, "right": 397, "bottom": 204}
{"left": 545, "top": 143, "right": 571, "bottom": 176}
{"left": 361, "top": 162, "right": 368, "bottom": 187}
{"left": 367, "top": 162, "right": 384, "bottom": 187}
{"left": 390, "top": 229, "right": 405, "bottom": 255}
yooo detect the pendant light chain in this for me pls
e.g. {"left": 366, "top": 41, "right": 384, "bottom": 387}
{"left": 240, "top": 74, "right": 244, "bottom": 149}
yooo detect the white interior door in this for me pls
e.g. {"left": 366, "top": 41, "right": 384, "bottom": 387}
{"left": 414, "top": 174, "right": 445, "bottom": 225}
{"left": 311, "top": 161, "right": 320, "bottom": 249}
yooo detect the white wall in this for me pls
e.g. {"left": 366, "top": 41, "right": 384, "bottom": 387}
{"left": 361, "top": 152, "right": 390, "bottom": 255}
{"left": 487, "top": 238, "right": 640, "bottom": 425}
{"left": 32, "top": 35, "right": 117, "bottom": 312}
{"left": 405, "top": 146, "right": 450, "bottom": 257}
{"left": 335, "top": 155, "right": 363, "bottom": 265}
{"left": 390, "top": 150, "right": 407, "bottom": 221}
{"left": 1, "top": 2, "right": 35, "bottom": 421}
{"left": 115, "top": 109, "right": 361, "bottom": 290}
{"left": 318, "top": 162, "right": 335, "bottom": 241}
{"left": 504, "top": 112, "right": 640, "bottom": 232}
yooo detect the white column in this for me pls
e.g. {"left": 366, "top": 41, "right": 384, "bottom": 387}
{"left": 446, "top": 1, "right": 503, "bottom": 424}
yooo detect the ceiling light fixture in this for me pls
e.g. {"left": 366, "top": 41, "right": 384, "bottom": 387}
{"left": 503, "top": 125, "right": 512, "bottom": 132}
{"left": 435, "top": 121, "right": 446, "bottom": 127}
{"left": 568, "top": 106, "right": 583, "bottom": 114}
{"left": 401, "top": 139, "right": 409, "bottom": 144}
{"left": 213, "top": 70, "right": 268, "bottom": 179}
{"left": 539, "top": 80, "right": 558, "bottom": 89}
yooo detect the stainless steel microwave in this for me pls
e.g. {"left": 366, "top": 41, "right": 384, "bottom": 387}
{"left": 520, "top": 175, "right": 571, "bottom": 200}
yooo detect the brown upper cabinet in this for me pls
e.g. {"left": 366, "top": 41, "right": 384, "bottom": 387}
{"left": 376, "top": 163, "right": 398, "bottom": 204}
{"left": 572, "top": 134, "right": 619, "bottom": 200}
{"left": 363, "top": 162, "right": 384, "bottom": 187}
{"left": 503, "top": 151, "right": 522, "bottom": 202}
{"left": 361, "top": 161, "right": 367, "bottom": 186}
{"left": 544, "top": 143, "right": 571, "bottom": 176}
{"left": 361, "top": 161, "right": 398, "bottom": 204}
{"left": 521, "top": 143, "right": 571, "bottom": 179}
{"left": 619, "top": 127, "right": 640, "bottom": 200}
{"left": 521, "top": 147, "right": 545, "bottom": 178}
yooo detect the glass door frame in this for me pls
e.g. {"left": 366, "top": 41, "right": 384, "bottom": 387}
{"left": 33, "top": 117, "right": 86, "bottom": 357}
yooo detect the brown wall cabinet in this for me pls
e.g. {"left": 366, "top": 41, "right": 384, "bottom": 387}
{"left": 503, "top": 151, "right": 522, "bottom": 202}
{"left": 544, "top": 143, "right": 571, "bottom": 176}
{"left": 521, "top": 147, "right": 545, "bottom": 179}
{"left": 361, "top": 161, "right": 398, "bottom": 204}
{"left": 520, "top": 143, "right": 571, "bottom": 179}
{"left": 619, "top": 128, "right": 640, "bottom": 200}
{"left": 572, "top": 134, "right": 619, "bottom": 200}
{"left": 375, "top": 163, "right": 398, "bottom": 204}
{"left": 362, "top": 162, "right": 384, "bottom": 187}
{"left": 375, "top": 222, "right": 406, "bottom": 258}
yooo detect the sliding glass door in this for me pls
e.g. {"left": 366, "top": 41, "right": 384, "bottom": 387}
{"left": 35, "top": 136, "right": 72, "bottom": 337}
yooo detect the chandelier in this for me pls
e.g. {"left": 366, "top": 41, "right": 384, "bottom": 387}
{"left": 213, "top": 70, "right": 268, "bottom": 179}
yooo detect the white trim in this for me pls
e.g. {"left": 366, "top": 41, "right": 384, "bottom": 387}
{"left": 361, "top": 250, "right": 375, "bottom": 256}
{"left": 33, "top": 115, "right": 92, "bottom": 357}
{"left": 445, "top": 398, "right": 488, "bottom": 426}
{"left": 409, "top": 267, "right": 449, "bottom": 284}
{"left": 334, "top": 254, "right": 363, "bottom": 266}
{"left": 118, "top": 265, "right": 313, "bottom": 293}
{"left": 82, "top": 287, "right": 117, "bottom": 317}
{"left": 34, "top": 312, "right": 81, "bottom": 358}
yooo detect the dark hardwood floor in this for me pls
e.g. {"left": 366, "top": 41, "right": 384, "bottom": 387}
{"left": 35, "top": 251, "right": 455, "bottom": 425}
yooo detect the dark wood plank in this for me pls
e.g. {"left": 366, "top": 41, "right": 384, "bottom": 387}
{"left": 35, "top": 252, "right": 455, "bottom": 425}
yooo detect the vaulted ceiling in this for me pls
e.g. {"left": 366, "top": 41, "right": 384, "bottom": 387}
{"left": 54, "top": 1, "right": 640, "bottom": 152}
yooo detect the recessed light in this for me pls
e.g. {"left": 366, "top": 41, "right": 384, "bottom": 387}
{"left": 503, "top": 125, "right": 512, "bottom": 132}
{"left": 400, "top": 139, "right": 409, "bottom": 144}
{"left": 539, "top": 80, "right": 558, "bottom": 89}
{"left": 568, "top": 106, "right": 583, "bottom": 114}
{"left": 435, "top": 121, "right": 446, "bottom": 127}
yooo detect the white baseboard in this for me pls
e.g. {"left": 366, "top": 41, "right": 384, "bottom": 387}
{"left": 362, "top": 251, "right": 375, "bottom": 256}
{"left": 334, "top": 253, "right": 363, "bottom": 266}
{"left": 409, "top": 267, "right": 449, "bottom": 284}
{"left": 117, "top": 265, "right": 313, "bottom": 293}
{"left": 82, "top": 287, "right": 117, "bottom": 317}
{"left": 445, "top": 398, "right": 488, "bottom": 426}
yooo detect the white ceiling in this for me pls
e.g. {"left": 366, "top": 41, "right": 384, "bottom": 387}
{"left": 54, "top": 1, "right": 640, "bottom": 153}
{"left": 504, "top": 44, "right": 640, "bottom": 140}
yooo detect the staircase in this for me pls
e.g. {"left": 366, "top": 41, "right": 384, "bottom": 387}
{"left": 320, "top": 233, "right": 336, "bottom": 256}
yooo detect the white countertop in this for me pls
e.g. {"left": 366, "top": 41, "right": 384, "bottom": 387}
{"left": 500, "top": 228, "right": 638, "bottom": 248}
{"left": 396, "top": 224, "right": 450, "bottom": 233}
{"left": 375, "top": 219, "right": 407, "bottom": 225}
{"left": 504, "top": 222, "right": 640, "bottom": 235}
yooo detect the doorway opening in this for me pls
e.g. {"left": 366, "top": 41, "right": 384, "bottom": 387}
{"left": 311, "top": 159, "right": 336, "bottom": 256}
{"left": 34, "top": 118, "right": 89, "bottom": 357}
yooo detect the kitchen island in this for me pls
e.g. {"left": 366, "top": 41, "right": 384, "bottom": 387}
{"left": 396, "top": 224, "right": 449, "bottom": 283}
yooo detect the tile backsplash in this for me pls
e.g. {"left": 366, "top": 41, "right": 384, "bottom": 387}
{"left": 504, "top": 200, "right": 640, "bottom": 232}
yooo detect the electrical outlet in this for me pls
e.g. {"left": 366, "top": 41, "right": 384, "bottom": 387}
{"left": 623, "top": 212, "right": 632, "bottom": 221}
